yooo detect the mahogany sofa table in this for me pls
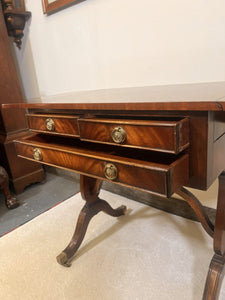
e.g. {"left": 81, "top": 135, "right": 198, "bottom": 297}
{"left": 5, "top": 83, "right": 225, "bottom": 300}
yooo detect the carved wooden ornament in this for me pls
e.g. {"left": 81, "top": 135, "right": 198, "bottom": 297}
{"left": 1, "top": 0, "right": 31, "bottom": 49}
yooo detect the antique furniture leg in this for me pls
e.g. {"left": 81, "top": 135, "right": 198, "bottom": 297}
{"left": 57, "top": 175, "right": 127, "bottom": 267}
{"left": 177, "top": 187, "right": 214, "bottom": 238}
{"left": 177, "top": 185, "right": 225, "bottom": 299}
{"left": 203, "top": 171, "right": 225, "bottom": 300}
{"left": 0, "top": 166, "right": 19, "bottom": 209}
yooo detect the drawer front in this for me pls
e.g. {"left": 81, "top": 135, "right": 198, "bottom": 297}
{"left": 26, "top": 114, "right": 79, "bottom": 136}
{"left": 15, "top": 136, "right": 189, "bottom": 197}
{"left": 78, "top": 117, "right": 189, "bottom": 154}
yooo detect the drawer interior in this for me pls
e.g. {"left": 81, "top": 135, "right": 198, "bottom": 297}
{"left": 15, "top": 134, "right": 189, "bottom": 197}
{"left": 83, "top": 115, "right": 186, "bottom": 121}
{"left": 19, "top": 134, "right": 185, "bottom": 167}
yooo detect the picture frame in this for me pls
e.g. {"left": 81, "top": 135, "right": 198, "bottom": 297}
{"left": 42, "top": 0, "right": 85, "bottom": 15}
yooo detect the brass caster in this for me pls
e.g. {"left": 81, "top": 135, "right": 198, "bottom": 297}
{"left": 119, "top": 205, "right": 127, "bottom": 215}
{"left": 56, "top": 252, "right": 71, "bottom": 267}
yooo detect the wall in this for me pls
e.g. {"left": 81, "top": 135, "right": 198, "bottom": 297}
{"left": 14, "top": 0, "right": 225, "bottom": 102}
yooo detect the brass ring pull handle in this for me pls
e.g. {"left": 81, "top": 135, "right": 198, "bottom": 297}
{"left": 33, "top": 148, "right": 43, "bottom": 161}
{"left": 104, "top": 163, "right": 118, "bottom": 181}
{"left": 111, "top": 127, "right": 126, "bottom": 144}
{"left": 46, "top": 118, "right": 55, "bottom": 131}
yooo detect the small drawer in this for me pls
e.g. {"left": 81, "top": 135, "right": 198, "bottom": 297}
{"left": 15, "top": 134, "right": 189, "bottom": 198}
{"left": 26, "top": 114, "right": 80, "bottom": 137}
{"left": 78, "top": 117, "right": 189, "bottom": 154}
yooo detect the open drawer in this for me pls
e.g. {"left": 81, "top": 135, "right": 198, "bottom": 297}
{"left": 14, "top": 134, "right": 189, "bottom": 198}
{"left": 78, "top": 116, "right": 189, "bottom": 154}
{"left": 26, "top": 114, "right": 80, "bottom": 137}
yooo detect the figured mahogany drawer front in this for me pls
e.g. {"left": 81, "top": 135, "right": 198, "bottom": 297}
{"left": 26, "top": 114, "right": 80, "bottom": 137}
{"left": 78, "top": 117, "right": 189, "bottom": 154}
{"left": 15, "top": 135, "right": 189, "bottom": 198}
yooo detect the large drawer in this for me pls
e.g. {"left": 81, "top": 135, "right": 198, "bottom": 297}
{"left": 26, "top": 114, "right": 80, "bottom": 137}
{"left": 78, "top": 116, "right": 189, "bottom": 154}
{"left": 15, "top": 134, "right": 189, "bottom": 198}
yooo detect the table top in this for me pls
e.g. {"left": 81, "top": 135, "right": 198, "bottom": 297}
{"left": 2, "top": 82, "right": 225, "bottom": 111}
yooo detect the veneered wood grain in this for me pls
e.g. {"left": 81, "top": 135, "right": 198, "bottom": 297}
{"left": 26, "top": 114, "right": 80, "bottom": 136}
{"left": 78, "top": 117, "right": 189, "bottom": 154}
{"left": 15, "top": 135, "right": 189, "bottom": 197}
{"left": 3, "top": 101, "right": 225, "bottom": 111}
{"left": 16, "top": 108, "right": 217, "bottom": 191}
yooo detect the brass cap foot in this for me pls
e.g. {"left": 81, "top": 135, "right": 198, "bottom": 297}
{"left": 119, "top": 205, "right": 127, "bottom": 215}
{"left": 56, "top": 252, "right": 71, "bottom": 267}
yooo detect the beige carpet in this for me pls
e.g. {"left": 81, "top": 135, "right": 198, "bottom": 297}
{"left": 0, "top": 189, "right": 225, "bottom": 300}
